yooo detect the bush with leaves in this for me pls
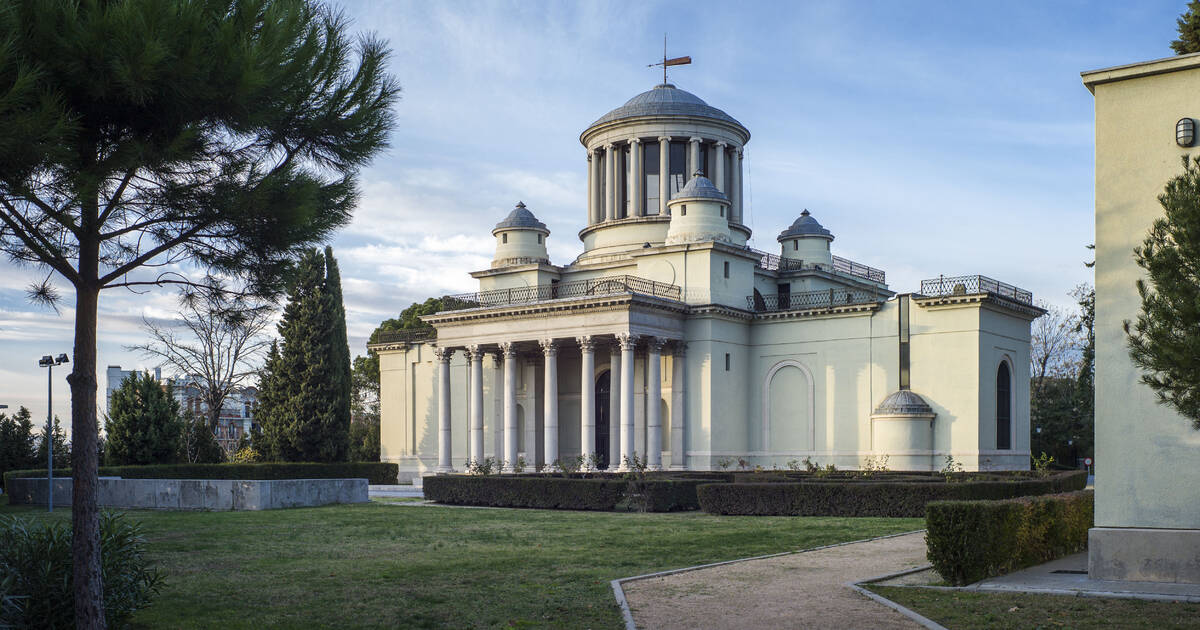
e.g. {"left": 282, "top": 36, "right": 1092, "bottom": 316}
{"left": 0, "top": 513, "right": 161, "bottom": 628}
{"left": 105, "top": 373, "right": 184, "bottom": 466}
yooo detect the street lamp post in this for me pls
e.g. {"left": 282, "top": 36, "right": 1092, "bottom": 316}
{"left": 38, "top": 353, "right": 68, "bottom": 512}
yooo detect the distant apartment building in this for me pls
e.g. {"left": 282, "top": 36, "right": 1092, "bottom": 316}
{"left": 105, "top": 365, "right": 258, "bottom": 454}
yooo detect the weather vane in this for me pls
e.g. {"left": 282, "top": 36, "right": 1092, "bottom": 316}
{"left": 649, "top": 34, "right": 691, "bottom": 85}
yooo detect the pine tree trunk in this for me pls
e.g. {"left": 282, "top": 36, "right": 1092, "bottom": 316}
{"left": 67, "top": 281, "right": 105, "bottom": 629}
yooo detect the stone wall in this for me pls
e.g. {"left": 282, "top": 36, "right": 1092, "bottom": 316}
{"left": 6, "top": 477, "right": 368, "bottom": 511}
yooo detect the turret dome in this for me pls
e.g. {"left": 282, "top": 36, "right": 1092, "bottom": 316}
{"left": 873, "top": 389, "right": 935, "bottom": 416}
{"left": 676, "top": 172, "right": 728, "bottom": 201}
{"left": 778, "top": 210, "right": 833, "bottom": 242}
{"left": 492, "top": 202, "right": 548, "bottom": 235}
{"left": 587, "top": 84, "right": 744, "bottom": 130}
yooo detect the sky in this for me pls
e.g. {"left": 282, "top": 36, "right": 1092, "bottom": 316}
{"left": 0, "top": 0, "right": 1188, "bottom": 429}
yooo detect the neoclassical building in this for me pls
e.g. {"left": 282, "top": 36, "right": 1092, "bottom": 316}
{"left": 370, "top": 83, "right": 1042, "bottom": 478}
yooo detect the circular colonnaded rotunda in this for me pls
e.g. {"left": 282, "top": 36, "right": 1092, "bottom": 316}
{"left": 369, "top": 82, "right": 1044, "bottom": 480}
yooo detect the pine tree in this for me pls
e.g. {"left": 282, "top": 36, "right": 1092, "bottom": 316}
{"left": 0, "top": 406, "right": 38, "bottom": 479}
{"left": 36, "top": 416, "right": 71, "bottom": 464}
{"left": 104, "top": 373, "right": 184, "bottom": 466}
{"left": 257, "top": 248, "right": 350, "bottom": 461}
{"left": 1126, "top": 156, "right": 1200, "bottom": 428}
{"left": 1173, "top": 1, "right": 1200, "bottom": 54}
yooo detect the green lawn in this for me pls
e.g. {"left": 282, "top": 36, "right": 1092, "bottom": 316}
{"left": 869, "top": 585, "right": 1200, "bottom": 630}
{"left": 0, "top": 500, "right": 918, "bottom": 629}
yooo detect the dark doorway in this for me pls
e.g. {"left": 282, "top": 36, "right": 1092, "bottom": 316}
{"left": 596, "top": 370, "right": 611, "bottom": 469}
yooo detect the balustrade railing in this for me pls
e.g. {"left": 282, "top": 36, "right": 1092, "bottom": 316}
{"left": 441, "top": 275, "right": 682, "bottom": 312}
{"left": 919, "top": 275, "right": 1033, "bottom": 305}
{"left": 372, "top": 328, "right": 437, "bottom": 344}
{"left": 750, "top": 248, "right": 886, "bottom": 283}
{"left": 747, "top": 287, "right": 883, "bottom": 312}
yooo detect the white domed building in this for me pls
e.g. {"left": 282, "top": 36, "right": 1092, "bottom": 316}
{"left": 370, "top": 83, "right": 1043, "bottom": 477}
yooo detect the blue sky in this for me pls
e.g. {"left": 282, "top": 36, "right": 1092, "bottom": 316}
{"left": 0, "top": 0, "right": 1186, "bottom": 427}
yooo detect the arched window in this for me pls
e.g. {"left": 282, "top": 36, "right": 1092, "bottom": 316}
{"left": 996, "top": 362, "right": 1012, "bottom": 450}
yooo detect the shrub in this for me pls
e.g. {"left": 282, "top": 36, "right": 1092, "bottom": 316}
{"left": 230, "top": 447, "right": 263, "bottom": 464}
{"left": 423, "top": 475, "right": 713, "bottom": 512}
{"left": 3, "top": 462, "right": 398, "bottom": 491}
{"left": 696, "top": 470, "right": 1088, "bottom": 517}
{"left": 926, "top": 490, "right": 1093, "bottom": 585}
{"left": 0, "top": 512, "right": 162, "bottom": 628}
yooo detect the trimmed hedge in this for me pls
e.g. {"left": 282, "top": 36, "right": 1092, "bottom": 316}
{"left": 2, "top": 462, "right": 397, "bottom": 492}
{"left": 696, "top": 470, "right": 1088, "bottom": 517}
{"left": 423, "top": 475, "right": 708, "bottom": 512}
{"left": 926, "top": 490, "right": 1093, "bottom": 585}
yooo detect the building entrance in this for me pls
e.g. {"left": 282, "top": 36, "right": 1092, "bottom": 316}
{"left": 595, "top": 370, "right": 611, "bottom": 469}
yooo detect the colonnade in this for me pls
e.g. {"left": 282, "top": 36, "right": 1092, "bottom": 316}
{"left": 434, "top": 335, "right": 687, "bottom": 473}
{"left": 586, "top": 137, "right": 743, "bottom": 225}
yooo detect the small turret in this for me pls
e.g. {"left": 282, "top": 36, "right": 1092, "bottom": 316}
{"left": 665, "top": 172, "right": 731, "bottom": 245}
{"left": 492, "top": 202, "right": 549, "bottom": 267}
{"left": 778, "top": 210, "right": 834, "bottom": 268}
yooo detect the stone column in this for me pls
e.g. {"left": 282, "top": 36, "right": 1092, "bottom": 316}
{"left": 578, "top": 335, "right": 596, "bottom": 469}
{"left": 731, "top": 148, "right": 742, "bottom": 224}
{"left": 689, "top": 137, "right": 702, "bottom": 176}
{"left": 587, "top": 150, "right": 597, "bottom": 225}
{"left": 630, "top": 138, "right": 643, "bottom": 217}
{"left": 646, "top": 338, "right": 664, "bottom": 470}
{"left": 604, "top": 144, "right": 616, "bottom": 221}
{"left": 608, "top": 344, "right": 621, "bottom": 468}
{"left": 435, "top": 347, "right": 454, "bottom": 472}
{"left": 501, "top": 342, "right": 518, "bottom": 471}
{"left": 492, "top": 352, "right": 503, "bottom": 458}
{"left": 541, "top": 339, "right": 559, "bottom": 468}
{"left": 467, "top": 345, "right": 484, "bottom": 465}
{"left": 658, "top": 136, "right": 671, "bottom": 214}
{"left": 715, "top": 142, "right": 727, "bottom": 193}
{"left": 670, "top": 342, "right": 687, "bottom": 470}
{"left": 617, "top": 333, "right": 638, "bottom": 469}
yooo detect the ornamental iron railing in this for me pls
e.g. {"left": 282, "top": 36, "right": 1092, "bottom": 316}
{"left": 441, "top": 275, "right": 682, "bottom": 312}
{"left": 372, "top": 328, "right": 437, "bottom": 344}
{"left": 747, "top": 287, "right": 883, "bottom": 312}
{"left": 750, "top": 248, "right": 886, "bottom": 284}
{"left": 919, "top": 275, "right": 1033, "bottom": 305}
{"left": 491, "top": 256, "right": 549, "bottom": 268}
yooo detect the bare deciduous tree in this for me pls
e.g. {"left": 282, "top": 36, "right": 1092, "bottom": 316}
{"left": 1030, "top": 300, "right": 1081, "bottom": 400}
{"left": 131, "top": 286, "right": 272, "bottom": 438}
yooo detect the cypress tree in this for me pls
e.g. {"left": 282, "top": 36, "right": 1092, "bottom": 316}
{"left": 105, "top": 373, "right": 184, "bottom": 465}
{"left": 0, "top": 406, "right": 38, "bottom": 479}
{"left": 257, "top": 248, "right": 350, "bottom": 461}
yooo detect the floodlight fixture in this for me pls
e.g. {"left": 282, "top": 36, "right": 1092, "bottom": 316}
{"left": 38, "top": 355, "right": 53, "bottom": 367}
{"left": 55, "top": 353, "right": 68, "bottom": 365}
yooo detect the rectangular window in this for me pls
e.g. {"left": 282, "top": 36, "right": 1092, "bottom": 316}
{"left": 778, "top": 283, "right": 791, "bottom": 310}
{"left": 680, "top": 205, "right": 686, "bottom": 216}
{"left": 723, "top": 150, "right": 733, "bottom": 192}
{"left": 723, "top": 261, "right": 730, "bottom": 278}
{"left": 669, "top": 141, "right": 687, "bottom": 198}
{"left": 502, "top": 233, "right": 508, "bottom": 244}
{"left": 698, "top": 143, "right": 709, "bottom": 177}
{"left": 725, "top": 353, "right": 730, "bottom": 371}
{"left": 644, "top": 142, "right": 660, "bottom": 214}
{"left": 537, "top": 234, "right": 542, "bottom": 244}
{"left": 719, "top": 207, "right": 725, "bottom": 217}
{"left": 618, "top": 147, "right": 628, "bottom": 219}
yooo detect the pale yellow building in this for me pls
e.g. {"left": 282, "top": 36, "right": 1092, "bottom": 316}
{"left": 371, "top": 82, "right": 1041, "bottom": 480}
{"left": 1083, "top": 53, "right": 1200, "bottom": 584}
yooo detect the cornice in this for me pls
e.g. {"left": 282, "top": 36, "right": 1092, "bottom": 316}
{"left": 913, "top": 293, "right": 1046, "bottom": 319}
{"left": 751, "top": 302, "right": 882, "bottom": 321}
{"left": 423, "top": 293, "right": 689, "bottom": 326}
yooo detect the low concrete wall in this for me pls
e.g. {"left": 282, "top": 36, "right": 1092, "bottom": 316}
{"left": 1090, "top": 527, "right": 1200, "bottom": 584}
{"left": 6, "top": 477, "right": 368, "bottom": 511}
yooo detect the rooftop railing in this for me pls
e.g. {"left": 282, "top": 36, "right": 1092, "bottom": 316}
{"left": 750, "top": 248, "right": 886, "bottom": 284}
{"left": 747, "top": 287, "right": 884, "bottom": 312}
{"left": 919, "top": 275, "right": 1033, "bottom": 305}
{"left": 371, "top": 328, "right": 437, "bottom": 345}
{"left": 441, "top": 275, "right": 682, "bottom": 312}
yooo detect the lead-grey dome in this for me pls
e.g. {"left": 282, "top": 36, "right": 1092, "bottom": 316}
{"left": 777, "top": 210, "right": 834, "bottom": 242}
{"left": 493, "top": 202, "right": 548, "bottom": 235}
{"left": 675, "top": 172, "right": 728, "bottom": 202}
{"left": 588, "top": 84, "right": 744, "bottom": 129}
{"left": 872, "top": 390, "right": 935, "bottom": 416}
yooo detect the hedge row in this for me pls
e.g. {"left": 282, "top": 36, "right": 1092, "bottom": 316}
{"left": 926, "top": 490, "right": 1094, "bottom": 585}
{"left": 696, "top": 470, "right": 1088, "bottom": 517}
{"left": 2, "top": 462, "right": 398, "bottom": 492}
{"left": 423, "top": 475, "right": 707, "bottom": 512}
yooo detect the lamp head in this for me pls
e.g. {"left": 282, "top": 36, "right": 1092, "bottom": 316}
{"left": 38, "top": 355, "right": 53, "bottom": 367}
{"left": 55, "top": 354, "right": 69, "bottom": 365}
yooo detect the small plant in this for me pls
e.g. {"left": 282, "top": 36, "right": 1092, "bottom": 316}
{"left": 581, "top": 452, "right": 600, "bottom": 473}
{"left": 737, "top": 457, "right": 750, "bottom": 471}
{"left": 717, "top": 457, "right": 733, "bottom": 471}
{"left": 786, "top": 458, "right": 802, "bottom": 471}
{"left": 1032, "top": 452, "right": 1055, "bottom": 478}
{"left": 814, "top": 463, "right": 838, "bottom": 478}
{"left": 941, "top": 455, "right": 964, "bottom": 480}
{"left": 801, "top": 456, "right": 821, "bottom": 473}
{"left": 465, "top": 456, "right": 499, "bottom": 476}
{"left": 860, "top": 454, "right": 890, "bottom": 477}
{"left": 512, "top": 455, "right": 527, "bottom": 474}
{"left": 230, "top": 446, "right": 262, "bottom": 464}
{"left": 621, "top": 452, "right": 648, "bottom": 478}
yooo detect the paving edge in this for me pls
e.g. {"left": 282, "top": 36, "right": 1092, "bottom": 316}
{"left": 848, "top": 566, "right": 951, "bottom": 630}
{"left": 609, "top": 529, "right": 927, "bottom": 630}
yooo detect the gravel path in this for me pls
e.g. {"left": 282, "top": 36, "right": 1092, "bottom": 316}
{"left": 621, "top": 531, "right": 928, "bottom": 630}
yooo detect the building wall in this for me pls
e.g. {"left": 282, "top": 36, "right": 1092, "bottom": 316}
{"left": 1088, "top": 57, "right": 1200, "bottom": 531}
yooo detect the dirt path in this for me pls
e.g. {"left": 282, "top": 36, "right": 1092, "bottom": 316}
{"left": 621, "top": 531, "right": 928, "bottom": 630}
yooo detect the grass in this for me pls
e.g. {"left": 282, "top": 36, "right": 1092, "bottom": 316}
{"left": 0, "top": 500, "right": 920, "bottom": 629}
{"left": 868, "top": 585, "right": 1200, "bottom": 630}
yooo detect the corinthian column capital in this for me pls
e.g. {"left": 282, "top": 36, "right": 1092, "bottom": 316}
{"left": 433, "top": 347, "right": 453, "bottom": 363}
{"left": 616, "top": 333, "right": 639, "bottom": 351}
